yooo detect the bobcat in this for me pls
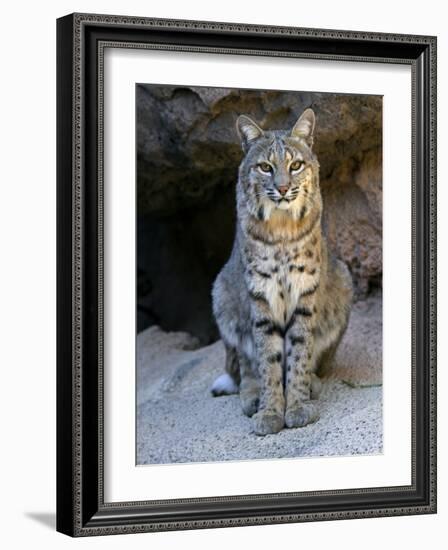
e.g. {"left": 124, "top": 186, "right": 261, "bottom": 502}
{"left": 211, "top": 108, "right": 353, "bottom": 436}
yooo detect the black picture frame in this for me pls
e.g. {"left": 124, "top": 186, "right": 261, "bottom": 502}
{"left": 56, "top": 13, "right": 437, "bottom": 537}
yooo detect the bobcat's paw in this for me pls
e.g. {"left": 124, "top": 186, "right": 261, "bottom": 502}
{"left": 252, "top": 410, "right": 284, "bottom": 435}
{"left": 285, "top": 402, "right": 319, "bottom": 428}
{"left": 240, "top": 392, "right": 259, "bottom": 417}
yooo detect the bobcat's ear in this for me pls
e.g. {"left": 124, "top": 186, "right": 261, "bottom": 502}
{"left": 291, "top": 108, "right": 315, "bottom": 147}
{"left": 236, "top": 115, "right": 264, "bottom": 152}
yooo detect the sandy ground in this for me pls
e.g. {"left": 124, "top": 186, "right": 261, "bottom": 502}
{"left": 137, "top": 292, "right": 382, "bottom": 465}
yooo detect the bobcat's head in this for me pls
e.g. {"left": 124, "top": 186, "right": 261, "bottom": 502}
{"left": 236, "top": 109, "right": 320, "bottom": 222}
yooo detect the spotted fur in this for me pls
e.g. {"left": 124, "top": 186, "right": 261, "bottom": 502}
{"left": 212, "top": 109, "right": 353, "bottom": 435}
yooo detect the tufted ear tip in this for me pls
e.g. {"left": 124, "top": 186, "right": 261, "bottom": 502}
{"left": 291, "top": 108, "right": 315, "bottom": 146}
{"left": 236, "top": 115, "right": 264, "bottom": 151}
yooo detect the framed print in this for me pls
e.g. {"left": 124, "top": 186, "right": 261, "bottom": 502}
{"left": 56, "top": 13, "right": 437, "bottom": 536}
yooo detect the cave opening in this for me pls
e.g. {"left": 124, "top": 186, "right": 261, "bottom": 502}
{"left": 137, "top": 186, "right": 236, "bottom": 344}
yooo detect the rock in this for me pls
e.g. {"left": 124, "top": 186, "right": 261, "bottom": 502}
{"left": 330, "top": 289, "right": 382, "bottom": 386}
{"left": 137, "top": 85, "right": 382, "bottom": 298}
{"left": 137, "top": 292, "right": 382, "bottom": 464}
{"left": 137, "top": 326, "right": 201, "bottom": 407}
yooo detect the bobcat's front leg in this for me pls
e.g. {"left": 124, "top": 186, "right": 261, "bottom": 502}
{"left": 251, "top": 308, "right": 285, "bottom": 435}
{"left": 239, "top": 354, "right": 260, "bottom": 417}
{"left": 284, "top": 301, "right": 320, "bottom": 428}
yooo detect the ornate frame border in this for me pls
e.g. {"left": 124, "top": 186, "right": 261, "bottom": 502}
{"left": 56, "top": 13, "right": 437, "bottom": 537}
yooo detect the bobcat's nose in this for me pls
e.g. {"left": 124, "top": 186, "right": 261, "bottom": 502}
{"left": 277, "top": 185, "right": 289, "bottom": 196}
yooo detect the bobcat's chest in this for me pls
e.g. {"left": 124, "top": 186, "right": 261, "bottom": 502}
{"left": 252, "top": 245, "right": 313, "bottom": 326}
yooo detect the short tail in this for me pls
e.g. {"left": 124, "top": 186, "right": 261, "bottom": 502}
{"left": 211, "top": 373, "right": 239, "bottom": 396}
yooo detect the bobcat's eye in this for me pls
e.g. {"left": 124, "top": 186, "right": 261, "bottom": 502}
{"left": 258, "top": 162, "right": 273, "bottom": 174}
{"left": 290, "top": 160, "right": 304, "bottom": 172}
